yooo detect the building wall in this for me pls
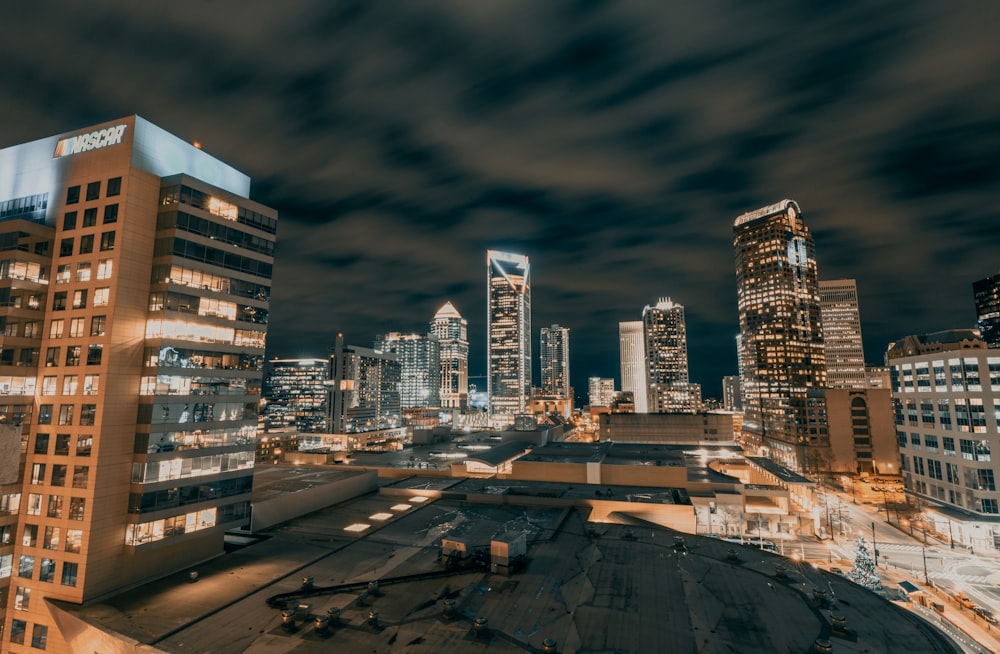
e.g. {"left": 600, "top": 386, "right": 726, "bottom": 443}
{"left": 890, "top": 345, "right": 1000, "bottom": 530}
{"left": 598, "top": 412, "right": 735, "bottom": 444}
{"left": 619, "top": 321, "right": 647, "bottom": 414}
{"left": 825, "top": 388, "right": 899, "bottom": 476}
{"left": 487, "top": 251, "right": 531, "bottom": 421}
{"left": 819, "top": 279, "right": 868, "bottom": 389}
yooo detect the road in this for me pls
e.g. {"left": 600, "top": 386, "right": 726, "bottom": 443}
{"left": 794, "top": 487, "right": 1000, "bottom": 625}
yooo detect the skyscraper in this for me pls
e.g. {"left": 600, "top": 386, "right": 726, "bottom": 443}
{"left": 619, "top": 321, "right": 648, "bottom": 414}
{"left": 374, "top": 332, "right": 440, "bottom": 409}
{"left": 819, "top": 279, "right": 867, "bottom": 389}
{"left": 0, "top": 116, "right": 275, "bottom": 651}
{"left": 329, "top": 334, "right": 401, "bottom": 442}
{"left": 539, "top": 324, "right": 571, "bottom": 399}
{"left": 487, "top": 250, "right": 531, "bottom": 422}
{"left": 734, "top": 200, "right": 828, "bottom": 471}
{"left": 643, "top": 298, "right": 701, "bottom": 413}
{"left": 974, "top": 272, "right": 1000, "bottom": 348}
{"left": 430, "top": 301, "right": 469, "bottom": 409}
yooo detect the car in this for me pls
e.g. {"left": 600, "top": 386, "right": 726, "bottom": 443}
{"left": 973, "top": 607, "right": 997, "bottom": 624}
{"left": 953, "top": 591, "right": 976, "bottom": 609}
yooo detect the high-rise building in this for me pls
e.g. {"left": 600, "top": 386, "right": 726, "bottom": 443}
{"left": 734, "top": 200, "right": 828, "bottom": 471}
{"left": 974, "top": 272, "right": 1000, "bottom": 348}
{"left": 539, "top": 324, "right": 570, "bottom": 399}
{"left": 487, "top": 250, "right": 531, "bottom": 422}
{"left": 643, "top": 298, "right": 701, "bottom": 413}
{"left": 0, "top": 116, "right": 275, "bottom": 652}
{"left": 329, "top": 334, "right": 401, "bottom": 440}
{"left": 619, "top": 321, "right": 648, "bottom": 414}
{"left": 263, "top": 358, "right": 329, "bottom": 432}
{"left": 819, "top": 279, "right": 868, "bottom": 389}
{"left": 430, "top": 301, "right": 468, "bottom": 409}
{"left": 588, "top": 377, "right": 615, "bottom": 408}
{"left": 374, "top": 332, "right": 440, "bottom": 409}
{"left": 722, "top": 375, "right": 742, "bottom": 411}
{"left": 887, "top": 330, "right": 1000, "bottom": 551}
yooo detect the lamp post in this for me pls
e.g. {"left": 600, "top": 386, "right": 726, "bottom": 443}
{"left": 871, "top": 521, "right": 878, "bottom": 566}
{"left": 921, "top": 547, "right": 929, "bottom": 586}
{"left": 947, "top": 520, "right": 955, "bottom": 549}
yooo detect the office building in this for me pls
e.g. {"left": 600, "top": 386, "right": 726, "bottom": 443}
{"left": 734, "top": 200, "right": 828, "bottom": 471}
{"left": 374, "top": 332, "right": 440, "bottom": 409}
{"left": 588, "top": 377, "right": 615, "bottom": 408}
{"left": 887, "top": 330, "right": 1000, "bottom": 551}
{"left": 619, "top": 321, "right": 648, "bottom": 414}
{"left": 974, "top": 272, "right": 1000, "bottom": 349}
{"left": 0, "top": 116, "right": 275, "bottom": 652}
{"left": 539, "top": 324, "right": 570, "bottom": 399}
{"left": 328, "top": 334, "right": 402, "bottom": 447}
{"left": 487, "top": 250, "right": 531, "bottom": 423}
{"left": 643, "top": 298, "right": 701, "bottom": 413}
{"left": 263, "top": 358, "right": 329, "bottom": 432}
{"left": 824, "top": 388, "right": 898, "bottom": 476}
{"left": 819, "top": 279, "right": 868, "bottom": 389}
{"left": 429, "top": 301, "right": 468, "bottom": 409}
{"left": 722, "top": 375, "right": 742, "bottom": 411}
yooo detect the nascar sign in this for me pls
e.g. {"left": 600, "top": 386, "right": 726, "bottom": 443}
{"left": 54, "top": 124, "right": 128, "bottom": 158}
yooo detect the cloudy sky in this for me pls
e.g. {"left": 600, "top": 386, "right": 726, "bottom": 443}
{"left": 2, "top": 1, "right": 999, "bottom": 400}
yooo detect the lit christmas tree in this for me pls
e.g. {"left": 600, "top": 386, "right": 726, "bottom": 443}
{"left": 848, "top": 535, "right": 882, "bottom": 590}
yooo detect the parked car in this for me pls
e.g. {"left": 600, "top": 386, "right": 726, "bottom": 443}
{"left": 973, "top": 606, "right": 997, "bottom": 624}
{"left": 953, "top": 591, "right": 976, "bottom": 609}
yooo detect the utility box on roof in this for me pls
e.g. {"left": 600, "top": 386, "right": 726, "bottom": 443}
{"left": 441, "top": 538, "right": 469, "bottom": 559}
{"left": 491, "top": 532, "right": 526, "bottom": 567}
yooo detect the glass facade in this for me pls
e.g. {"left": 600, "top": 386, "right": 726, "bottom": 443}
{"left": 539, "top": 324, "right": 570, "bottom": 399}
{"left": 487, "top": 251, "right": 531, "bottom": 422}
{"left": 430, "top": 301, "right": 469, "bottom": 409}
{"left": 734, "top": 200, "right": 828, "bottom": 471}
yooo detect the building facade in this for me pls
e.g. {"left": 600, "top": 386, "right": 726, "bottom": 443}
{"left": 734, "top": 200, "right": 828, "bottom": 472}
{"left": 487, "top": 250, "right": 531, "bottom": 423}
{"left": 722, "top": 375, "right": 742, "bottom": 411}
{"left": 824, "top": 388, "right": 899, "bottom": 476}
{"left": 430, "top": 301, "right": 469, "bottom": 409}
{"left": 588, "top": 377, "right": 615, "bottom": 408}
{"left": 819, "top": 279, "right": 868, "bottom": 389}
{"left": 263, "top": 358, "right": 329, "bottom": 432}
{"left": 974, "top": 272, "right": 1000, "bottom": 349}
{"left": 539, "top": 324, "right": 570, "bottom": 399}
{"left": 643, "top": 298, "right": 701, "bottom": 413}
{"left": 329, "top": 334, "right": 402, "bottom": 445}
{"left": 374, "top": 332, "right": 440, "bottom": 409}
{"left": 619, "top": 320, "right": 648, "bottom": 414}
{"left": 0, "top": 116, "right": 275, "bottom": 652}
{"left": 887, "top": 331, "right": 1000, "bottom": 551}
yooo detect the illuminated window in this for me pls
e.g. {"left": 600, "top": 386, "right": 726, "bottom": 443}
{"left": 43, "top": 526, "right": 59, "bottom": 550}
{"left": 76, "top": 263, "right": 91, "bottom": 282}
{"left": 57, "top": 405, "right": 73, "bottom": 425}
{"left": 83, "top": 375, "right": 100, "bottom": 395}
{"left": 41, "top": 376, "right": 57, "bottom": 396}
{"left": 64, "top": 529, "right": 82, "bottom": 553}
{"left": 72, "top": 289, "right": 88, "bottom": 309}
{"left": 49, "top": 319, "right": 64, "bottom": 339}
{"left": 47, "top": 495, "right": 63, "bottom": 518}
{"left": 14, "top": 585, "right": 30, "bottom": 610}
{"left": 94, "top": 288, "right": 110, "bottom": 306}
{"left": 97, "top": 259, "right": 113, "bottom": 279}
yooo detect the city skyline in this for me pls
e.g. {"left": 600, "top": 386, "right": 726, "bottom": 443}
{"left": 2, "top": 3, "right": 999, "bottom": 399}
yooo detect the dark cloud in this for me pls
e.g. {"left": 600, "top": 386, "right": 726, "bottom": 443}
{"left": 2, "top": 1, "right": 999, "bottom": 400}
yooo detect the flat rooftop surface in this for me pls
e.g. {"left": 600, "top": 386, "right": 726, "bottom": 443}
{"left": 71, "top": 489, "right": 957, "bottom": 653}
{"left": 251, "top": 465, "right": 369, "bottom": 502}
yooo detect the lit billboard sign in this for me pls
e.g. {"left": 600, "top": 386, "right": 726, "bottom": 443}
{"left": 53, "top": 124, "right": 128, "bottom": 158}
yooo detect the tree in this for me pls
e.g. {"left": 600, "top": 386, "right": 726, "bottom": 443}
{"left": 848, "top": 535, "right": 882, "bottom": 590}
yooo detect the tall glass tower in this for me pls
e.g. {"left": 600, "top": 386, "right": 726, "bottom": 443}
{"left": 734, "top": 200, "right": 828, "bottom": 471}
{"left": 540, "top": 324, "right": 570, "bottom": 399}
{"left": 974, "top": 272, "right": 1000, "bottom": 348}
{"left": 642, "top": 298, "right": 700, "bottom": 413}
{"left": 487, "top": 250, "right": 531, "bottom": 422}
{"left": 374, "top": 332, "right": 440, "bottom": 409}
{"left": 430, "top": 301, "right": 469, "bottom": 409}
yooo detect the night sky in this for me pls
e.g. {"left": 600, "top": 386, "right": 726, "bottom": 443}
{"left": 3, "top": 2, "right": 999, "bottom": 401}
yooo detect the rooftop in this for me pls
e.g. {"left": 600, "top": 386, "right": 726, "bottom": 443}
{"left": 66, "top": 488, "right": 956, "bottom": 653}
